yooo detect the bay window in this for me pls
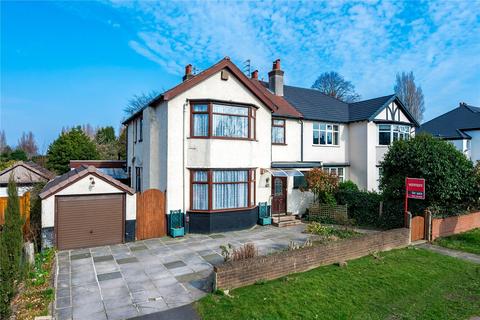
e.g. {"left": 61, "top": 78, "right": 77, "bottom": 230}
{"left": 379, "top": 124, "right": 410, "bottom": 145}
{"left": 190, "top": 169, "right": 256, "bottom": 211}
{"left": 272, "top": 119, "right": 285, "bottom": 144}
{"left": 191, "top": 101, "right": 256, "bottom": 140}
{"left": 313, "top": 123, "right": 339, "bottom": 145}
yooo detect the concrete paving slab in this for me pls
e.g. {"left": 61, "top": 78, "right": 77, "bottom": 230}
{"left": 117, "top": 256, "right": 139, "bottom": 264}
{"left": 55, "top": 306, "right": 72, "bottom": 320}
{"left": 164, "top": 260, "right": 186, "bottom": 269}
{"left": 97, "top": 271, "right": 122, "bottom": 281}
{"left": 136, "top": 299, "right": 169, "bottom": 315}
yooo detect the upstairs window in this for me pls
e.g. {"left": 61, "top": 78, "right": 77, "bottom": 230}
{"left": 191, "top": 102, "right": 256, "bottom": 140}
{"left": 379, "top": 124, "right": 410, "bottom": 145}
{"left": 313, "top": 123, "right": 339, "bottom": 145}
{"left": 135, "top": 167, "right": 142, "bottom": 192}
{"left": 272, "top": 119, "right": 285, "bottom": 144}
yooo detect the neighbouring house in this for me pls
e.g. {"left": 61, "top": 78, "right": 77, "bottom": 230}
{"left": 70, "top": 160, "right": 130, "bottom": 185}
{"left": 39, "top": 165, "right": 136, "bottom": 250}
{"left": 123, "top": 57, "right": 419, "bottom": 233}
{"left": 0, "top": 161, "right": 55, "bottom": 196}
{"left": 419, "top": 102, "right": 480, "bottom": 163}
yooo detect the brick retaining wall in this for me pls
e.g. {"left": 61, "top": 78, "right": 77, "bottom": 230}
{"left": 214, "top": 228, "right": 410, "bottom": 290}
{"left": 431, "top": 211, "right": 480, "bottom": 240}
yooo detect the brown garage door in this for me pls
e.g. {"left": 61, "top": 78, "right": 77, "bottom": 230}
{"left": 56, "top": 194, "right": 124, "bottom": 250}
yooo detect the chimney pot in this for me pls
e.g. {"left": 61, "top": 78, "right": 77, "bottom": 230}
{"left": 251, "top": 70, "right": 258, "bottom": 80}
{"left": 273, "top": 59, "right": 281, "bottom": 71}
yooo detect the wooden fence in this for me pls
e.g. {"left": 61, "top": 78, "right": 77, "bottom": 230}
{"left": 136, "top": 189, "right": 166, "bottom": 240}
{"left": 0, "top": 192, "right": 31, "bottom": 234}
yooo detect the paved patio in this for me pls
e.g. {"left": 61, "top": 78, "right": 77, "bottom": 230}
{"left": 54, "top": 224, "right": 311, "bottom": 320}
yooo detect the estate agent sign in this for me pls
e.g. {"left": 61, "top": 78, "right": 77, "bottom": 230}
{"left": 404, "top": 177, "right": 426, "bottom": 226}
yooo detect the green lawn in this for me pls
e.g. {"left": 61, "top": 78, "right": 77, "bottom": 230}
{"left": 196, "top": 248, "right": 480, "bottom": 320}
{"left": 434, "top": 228, "right": 480, "bottom": 255}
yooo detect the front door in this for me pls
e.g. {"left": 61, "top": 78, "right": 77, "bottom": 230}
{"left": 271, "top": 176, "right": 287, "bottom": 215}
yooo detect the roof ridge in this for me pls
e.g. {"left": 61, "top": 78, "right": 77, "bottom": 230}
{"left": 349, "top": 94, "right": 395, "bottom": 106}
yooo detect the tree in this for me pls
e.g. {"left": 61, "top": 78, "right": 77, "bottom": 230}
{"left": 95, "top": 126, "right": 118, "bottom": 160}
{"left": 46, "top": 127, "right": 99, "bottom": 174}
{"left": 17, "top": 131, "right": 38, "bottom": 158}
{"left": 311, "top": 72, "right": 360, "bottom": 102}
{"left": 0, "top": 130, "right": 7, "bottom": 153}
{"left": 380, "top": 133, "right": 479, "bottom": 217}
{"left": 124, "top": 91, "right": 159, "bottom": 115}
{"left": 394, "top": 71, "right": 425, "bottom": 123}
{"left": 9, "top": 149, "right": 27, "bottom": 161}
{"left": 117, "top": 127, "right": 127, "bottom": 160}
{"left": 0, "top": 175, "right": 25, "bottom": 318}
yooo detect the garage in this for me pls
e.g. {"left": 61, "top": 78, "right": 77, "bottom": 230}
{"left": 40, "top": 165, "right": 136, "bottom": 250}
{"left": 56, "top": 194, "right": 125, "bottom": 250}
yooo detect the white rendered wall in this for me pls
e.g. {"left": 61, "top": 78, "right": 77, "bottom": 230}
{"left": 348, "top": 121, "right": 368, "bottom": 189}
{"left": 165, "top": 70, "right": 273, "bottom": 213}
{"left": 272, "top": 119, "right": 302, "bottom": 162}
{"left": 41, "top": 174, "right": 136, "bottom": 228}
{"left": 465, "top": 130, "right": 480, "bottom": 163}
{"left": 302, "top": 121, "right": 349, "bottom": 164}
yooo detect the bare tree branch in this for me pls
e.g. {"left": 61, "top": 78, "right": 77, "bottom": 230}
{"left": 17, "top": 131, "right": 38, "bottom": 158}
{"left": 124, "top": 91, "right": 160, "bottom": 115}
{"left": 394, "top": 71, "right": 425, "bottom": 123}
{"left": 311, "top": 71, "right": 360, "bottom": 103}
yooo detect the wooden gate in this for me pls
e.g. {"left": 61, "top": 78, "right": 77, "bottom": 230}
{"left": 411, "top": 215, "right": 425, "bottom": 241}
{"left": 0, "top": 192, "right": 31, "bottom": 235}
{"left": 136, "top": 189, "right": 166, "bottom": 240}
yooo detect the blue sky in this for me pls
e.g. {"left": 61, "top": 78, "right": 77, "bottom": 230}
{"left": 1, "top": 0, "right": 479, "bottom": 151}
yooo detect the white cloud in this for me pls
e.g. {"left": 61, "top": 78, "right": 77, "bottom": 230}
{"left": 106, "top": 0, "right": 480, "bottom": 121}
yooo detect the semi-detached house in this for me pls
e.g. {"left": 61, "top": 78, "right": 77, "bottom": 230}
{"left": 123, "top": 57, "right": 419, "bottom": 233}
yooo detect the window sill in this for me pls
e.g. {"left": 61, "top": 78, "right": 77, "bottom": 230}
{"left": 188, "top": 137, "right": 256, "bottom": 141}
{"left": 311, "top": 144, "right": 340, "bottom": 148}
{"left": 376, "top": 145, "right": 390, "bottom": 148}
{"left": 272, "top": 143, "right": 287, "bottom": 146}
{"left": 188, "top": 206, "right": 257, "bottom": 213}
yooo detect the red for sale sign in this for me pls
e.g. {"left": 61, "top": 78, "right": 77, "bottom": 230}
{"left": 406, "top": 178, "right": 425, "bottom": 199}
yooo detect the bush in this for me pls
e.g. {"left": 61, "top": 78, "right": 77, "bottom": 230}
{"left": 29, "top": 182, "right": 46, "bottom": 251}
{"left": 0, "top": 175, "right": 26, "bottom": 318}
{"left": 338, "top": 180, "right": 359, "bottom": 192}
{"left": 380, "top": 134, "right": 479, "bottom": 217}
{"left": 335, "top": 189, "right": 383, "bottom": 227}
{"left": 305, "top": 168, "right": 338, "bottom": 204}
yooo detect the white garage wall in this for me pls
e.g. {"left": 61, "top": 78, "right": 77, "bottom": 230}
{"left": 41, "top": 173, "right": 136, "bottom": 228}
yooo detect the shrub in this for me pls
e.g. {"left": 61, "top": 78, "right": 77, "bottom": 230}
{"left": 28, "top": 182, "right": 46, "bottom": 251}
{"left": 0, "top": 175, "right": 26, "bottom": 318}
{"left": 232, "top": 243, "right": 258, "bottom": 261}
{"left": 335, "top": 189, "right": 383, "bottom": 227}
{"left": 305, "top": 168, "right": 338, "bottom": 204}
{"left": 380, "top": 133, "right": 479, "bottom": 217}
{"left": 338, "top": 180, "right": 359, "bottom": 192}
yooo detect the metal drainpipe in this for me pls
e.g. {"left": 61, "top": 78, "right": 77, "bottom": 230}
{"left": 300, "top": 120, "right": 304, "bottom": 162}
{"left": 183, "top": 100, "right": 188, "bottom": 215}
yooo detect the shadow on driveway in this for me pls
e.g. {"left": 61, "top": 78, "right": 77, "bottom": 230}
{"left": 129, "top": 304, "right": 200, "bottom": 320}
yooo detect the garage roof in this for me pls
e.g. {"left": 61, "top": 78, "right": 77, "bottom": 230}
{"left": 40, "top": 165, "right": 134, "bottom": 199}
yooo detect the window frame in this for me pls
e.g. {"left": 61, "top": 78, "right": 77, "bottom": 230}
{"left": 139, "top": 116, "right": 143, "bottom": 142}
{"left": 378, "top": 124, "right": 411, "bottom": 145}
{"left": 322, "top": 167, "right": 345, "bottom": 182}
{"left": 272, "top": 118, "right": 286, "bottom": 145}
{"left": 313, "top": 123, "right": 339, "bottom": 146}
{"left": 189, "top": 168, "right": 256, "bottom": 212}
{"left": 190, "top": 101, "right": 257, "bottom": 140}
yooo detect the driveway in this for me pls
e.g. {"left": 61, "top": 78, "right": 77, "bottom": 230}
{"left": 54, "top": 224, "right": 310, "bottom": 320}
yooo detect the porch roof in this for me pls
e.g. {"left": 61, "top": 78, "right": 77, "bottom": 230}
{"left": 271, "top": 161, "right": 322, "bottom": 169}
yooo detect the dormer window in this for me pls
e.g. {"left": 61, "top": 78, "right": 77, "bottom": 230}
{"left": 191, "top": 101, "right": 256, "bottom": 140}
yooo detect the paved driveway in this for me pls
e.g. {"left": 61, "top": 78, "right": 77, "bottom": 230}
{"left": 54, "top": 224, "right": 310, "bottom": 320}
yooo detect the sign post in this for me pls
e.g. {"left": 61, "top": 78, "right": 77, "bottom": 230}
{"left": 405, "top": 178, "right": 425, "bottom": 226}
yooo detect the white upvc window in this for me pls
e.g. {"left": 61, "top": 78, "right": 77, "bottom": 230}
{"left": 323, "top": 167, "right": 345, "bottom": 182}
{"left": 313, "top": 123, "right": 339, "bottom": 145}
{"left": 379, "top": 124, "right": 410, "bottom": 145}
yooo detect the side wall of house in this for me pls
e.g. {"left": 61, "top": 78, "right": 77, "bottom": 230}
{"left": 348, "top": 121, "right": 368, "bottom": 189}
{"left": 466, "top": 130, "right": 480, "bottom": 163}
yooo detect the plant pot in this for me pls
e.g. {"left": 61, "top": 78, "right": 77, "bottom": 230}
{"left": 170, "top": 227, "right": 185, "bottom": 238}
{"left": 258, "top": 217, "right": 272, "bottom": 226}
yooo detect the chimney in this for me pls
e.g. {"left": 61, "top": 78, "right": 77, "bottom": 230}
{"left": 251, "top": 70, "right": 258, "bottom": 80}
{"left": 183, "top": 64, "right": 194, "bottom": 81}
{"left": 268, "top": 59, "right": 284, "bottom": 96}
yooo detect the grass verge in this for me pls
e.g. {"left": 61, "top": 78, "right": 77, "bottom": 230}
{"left": 196, "top": 248, "right": 480, "bottom": 320}
{"left": 434, "top": 228, "right": 480, "bottom": 255}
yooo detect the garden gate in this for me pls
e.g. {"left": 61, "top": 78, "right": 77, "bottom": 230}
{"left": 410, "top": 215, "right": 425, "bottom": 241}
{"left": 136, "top": 189, "right": 166, "bottom": 240}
